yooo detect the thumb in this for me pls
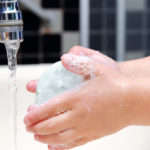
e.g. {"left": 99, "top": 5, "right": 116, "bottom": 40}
{"left": 61, "top": 54, "right": 107, "bottom": 79}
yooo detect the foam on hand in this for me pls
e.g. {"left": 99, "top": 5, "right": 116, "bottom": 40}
{"left": 36, "top": 61, "right": 84, "bottom": 105}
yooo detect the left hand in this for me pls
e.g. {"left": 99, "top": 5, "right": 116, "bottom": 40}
{"left": 24, "top": 53, "right": 132, "bottom": 150}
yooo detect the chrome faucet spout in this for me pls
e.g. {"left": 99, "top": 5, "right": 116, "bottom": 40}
{"left": 0, "top": 0, "right": 23, "bottom": 43}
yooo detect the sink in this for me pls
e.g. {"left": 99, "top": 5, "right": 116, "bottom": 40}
{"left": 0, "top": 65, "right": 150, "bottom": 150}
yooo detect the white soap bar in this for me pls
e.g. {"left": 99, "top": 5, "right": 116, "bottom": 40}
{"left": 36, "top": 61, "right": 84, "bottom": 105}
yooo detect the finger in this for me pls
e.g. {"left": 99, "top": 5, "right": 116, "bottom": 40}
{"left": 69, "top": 46, "right": 96, "bottom": 57}
{"left": 26, "top": 80, "right": 38, "bottom": 93}
{"left": 27, "top": 105, "right": 38, "bottom": 112}
{"left": 24, "top": 93, "right": 74, "bottom": 127}
{"left": 48, "top": 137, "right": 91, "bottom": 150}
{"left": 69, "top": 46, "right": 119, "bottom": 70}
{"left": 26, "top": 111, "right": 74, "bottom": 135}
{"left": 61, "top": 54, "right": 106, "bottom": 78}
{"left": 34, "top": 128, "right": 77, "bottom": 145}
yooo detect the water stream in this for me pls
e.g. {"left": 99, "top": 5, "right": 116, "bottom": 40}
{"left": 5, "top": 40, "right": 20, "bottom": 150}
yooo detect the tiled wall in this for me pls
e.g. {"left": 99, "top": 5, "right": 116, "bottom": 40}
{"left": 90, "top": 0, "right": 116, "bottom": 59}
{"left": 125, "top": 0, "right": 150, "bottom": 59}
{"left": 0, "top": 0, "right": 150, "bottom": 65}
{"left": 0, "top": 0, "right": 80, "bottom": 65}
{"left": 90, "top": 0, "right": 150, "bottom": 60}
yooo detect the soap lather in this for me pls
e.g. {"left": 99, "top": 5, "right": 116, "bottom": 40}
{"left": 36, "top": 61, "right": 84, "bottom": 105}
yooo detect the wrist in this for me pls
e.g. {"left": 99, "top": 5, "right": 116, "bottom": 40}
{"left": 118, "top": 56, "right": 150, "bottom": 78}
{"left": 126, "top": 78, "right": 150, "bottom": 125}
{"left": 117, "top": 77, "right": 135, "bottom": 126}
{"left": 118, "top": 61, "right": 135, "bottom": 78}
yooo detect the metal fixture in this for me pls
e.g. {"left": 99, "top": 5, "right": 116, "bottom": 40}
{"left": 116, "top": 0, "right": 126, "bottom": 61}
{"left": 80, "top": 0, "right": 90, "bottom": 48}
{"left": 0, "top": 0, "right": 23, "bottom": 43}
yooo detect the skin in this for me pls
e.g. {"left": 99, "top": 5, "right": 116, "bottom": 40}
{"left": 119, "top": 57, "right": 150, "bottom": 78}
{"left": 24, "top": 46, "right": 150, "bottom": 150}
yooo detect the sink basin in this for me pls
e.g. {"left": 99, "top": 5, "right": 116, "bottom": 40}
{"left": 0, "top": 65, "right": 150, "bottom": 150}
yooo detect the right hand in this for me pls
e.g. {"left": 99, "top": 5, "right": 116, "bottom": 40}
{"left": 26, "top": 46, "right": 120, "bottom": 93}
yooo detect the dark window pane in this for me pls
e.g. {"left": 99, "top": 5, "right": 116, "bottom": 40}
{"left": 23, "top": 11, "right": 40, "bottom": 31}
{"left": 21, "top": 36, "right": 39, "bottom": 54}
{"left": 147, "top": 12, "right": 150, "bottom": 28}
{"left": 42, "top": 0, "right": 60, "bottom": 8}
{"left": 64, "top": 0, "right": 79, "bottom": 8}
{"left": 90, "top": 13, "right": 103, "bottom": 30}
{"left": 106, "top": 34, "right": 116, "bottom": 50}
{"left": 21, "top": 57, "right": 39, "bottom": 64}
{"left": 43, "top": 34, "right": 61, "bottom": 53}
{"left": 64, "top": 11, "right": 79, "bottom": 31}
{"left": 90, "top": 35, "right": 102, "bottom": 50}
{"left": 0, "top": 56, "right": 7, "bottom": 65}
{"left": 106, "top": 12, "right": 116, "bottom": 30}
{"left": 43, "top": 57, "right": 60, "bottom": 63}
{"left": 17, "top": 52, "right": 22, "bottom": 64}
{"left": 147, "top": 34, "right": 150, "bottom": 50}
{"left": 106, "top": 0, "right": 116, "bottom": 8}
{"left": 146, "top": 50, "right": 150, "bottom": 56}
{"left": 127, "top": 12, "right": 143, "bottom": 29}
{"left": 0, "top": 44, "right": 6, "bottom": 55}
{"left": 126, "top": 34, "right": 142, "bottom": 50}
{"left": 90, "top": 0, "right": 103, "bottom": 8}
{"left": 147, "top": 0, "right": 150, "bottom": 8}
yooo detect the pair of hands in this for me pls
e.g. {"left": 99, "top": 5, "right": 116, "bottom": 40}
{"left": 24, "top": 46, "right": 133, "bottom": 150}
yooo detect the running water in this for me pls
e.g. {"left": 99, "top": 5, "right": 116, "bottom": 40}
{"left": 5, "top": 40, "right": 20, "bottom": 150}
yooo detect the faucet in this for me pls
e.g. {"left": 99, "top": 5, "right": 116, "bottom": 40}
{"left": 0, "top": 0, "right": 23, "bottom": 43}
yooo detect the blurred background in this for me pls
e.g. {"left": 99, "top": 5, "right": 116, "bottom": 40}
{"left": 0, "top": 0, "right": 150, "bottom": 65}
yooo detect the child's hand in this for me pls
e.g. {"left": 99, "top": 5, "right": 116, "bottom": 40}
{"left": 68, "top": 46, "right": 120, "bottom": 71}
{"left": 26, "top": 46, "right": 120, "bottom": 94}
{"left": 24, "top": 52, "right": 132, "bottom": 150}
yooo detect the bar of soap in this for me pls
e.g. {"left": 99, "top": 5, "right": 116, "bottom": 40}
{"left": 36, "top": 61, "right": 84, "bottom": 105}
